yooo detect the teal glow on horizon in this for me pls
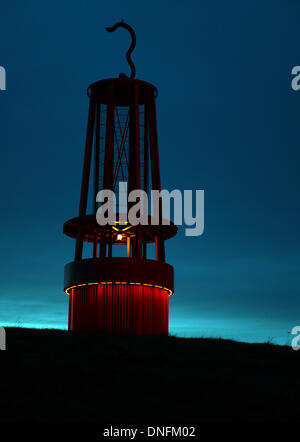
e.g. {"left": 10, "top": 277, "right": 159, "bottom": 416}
{"left": 1, "top": 313, "right": 295, "bottom": 346}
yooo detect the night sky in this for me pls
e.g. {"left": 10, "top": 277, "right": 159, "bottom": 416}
{"left": 0, "top": 0, "right": 299, "bottom": 345}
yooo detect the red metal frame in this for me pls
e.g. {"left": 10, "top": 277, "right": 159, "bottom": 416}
{"left": 63, "top": 23, "right": 176, "bottom": 334}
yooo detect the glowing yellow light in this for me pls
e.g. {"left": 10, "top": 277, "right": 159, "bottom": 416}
{"left": 65, "top": 282, "right": 173, "bottom": 296}
{"left": 117, "top": 234, "right": 123, "bottom": 241}
{"left": 122, "top": 225, "right": 132, "bottom": 232}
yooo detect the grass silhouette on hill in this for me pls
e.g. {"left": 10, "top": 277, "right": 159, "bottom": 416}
{"left": 1, "top": 327, "right": 300, "bottom": 422}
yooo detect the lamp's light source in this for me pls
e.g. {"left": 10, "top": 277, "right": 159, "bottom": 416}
{"left": 117, "top": 234, "right": 123, "bottom": 241}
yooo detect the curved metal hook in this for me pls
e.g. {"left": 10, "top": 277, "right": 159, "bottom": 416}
{"left": 106, "top": 21, "right": 136, "bottom": 79}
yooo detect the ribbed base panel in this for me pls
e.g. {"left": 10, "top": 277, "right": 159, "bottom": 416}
{"left": 68, "top": 284, "right": 169, "bottom": 334}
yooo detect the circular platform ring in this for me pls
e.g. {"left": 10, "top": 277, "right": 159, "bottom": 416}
{"left": 87, "top": 77, "right": 158, "bottom": 105}
{"left": 63, "top": 214, "right": 177, "bottom": 244}
{"left": 64, "top": 257, "right": 174, "bottom": 295}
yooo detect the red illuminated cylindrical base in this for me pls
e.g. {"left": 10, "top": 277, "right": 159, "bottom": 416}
{"left": 68, "top": 284, "right": 169, "bottom": 334}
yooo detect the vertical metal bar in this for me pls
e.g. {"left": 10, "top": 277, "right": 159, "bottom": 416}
{"left": 143, "top": 102, "right": 149, "bottom": 194}
{"left": 101, "top": 81, "right": 115, "bottom": 258}
{"left": 68, "top": 294, "right": 72, "bottom": 331}
{"left": 94, "top": 103, "right": 101, "bottom": 211}
{"left": 148, "top": 87, "right": 165, "bottom": 262}
{"left": 142, "top": 237, "right": 147, "bottom": 260}
{"left": 133, "top": 83, "right": 142, "bottom": 258}
{"left": 154, "top": 235, "right": 159, "bottom": 261}
{"left": 79, "top": 97, "right": 97, "bottom": 216}
{"left": 108, "top": 230, "right": 113, "bottom": 257}
{"left": 103, "top": 82, "right": 115, "bottom": 191}
{"left": 75, "top": 97, "right": 96, "bottom": 260}
{"left": 93, "top": 232, "right": 98, "bottom": 258}
{"left": 133, "top": 84, "right": 141, "bottom": 191}
{"left": 127, "top": 235, "right": 131, "bottom": 257}
{"left": 100, "top": 231, "right": 106, "bottom": 258}
{"left": 128, "top": 87, "right": 135, "bottom": 194}
{"left": 93, "top": 103, "right": 101, "bottom": 258}
{"left": 143, "top": 102, "right": 149, "bottom": 259}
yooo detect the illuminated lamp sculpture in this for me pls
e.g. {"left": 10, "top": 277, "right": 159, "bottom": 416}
{"left": 63, "top": 22, "right": 177, "bottom": 333}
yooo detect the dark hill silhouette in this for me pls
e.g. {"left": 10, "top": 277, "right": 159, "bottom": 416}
{"left": 1, "top": 327, "right": 300, "bottom": 424}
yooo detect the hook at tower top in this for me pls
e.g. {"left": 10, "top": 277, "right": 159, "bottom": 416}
{"left": 105, "top": 21, "right": 136, "bottom": 80}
